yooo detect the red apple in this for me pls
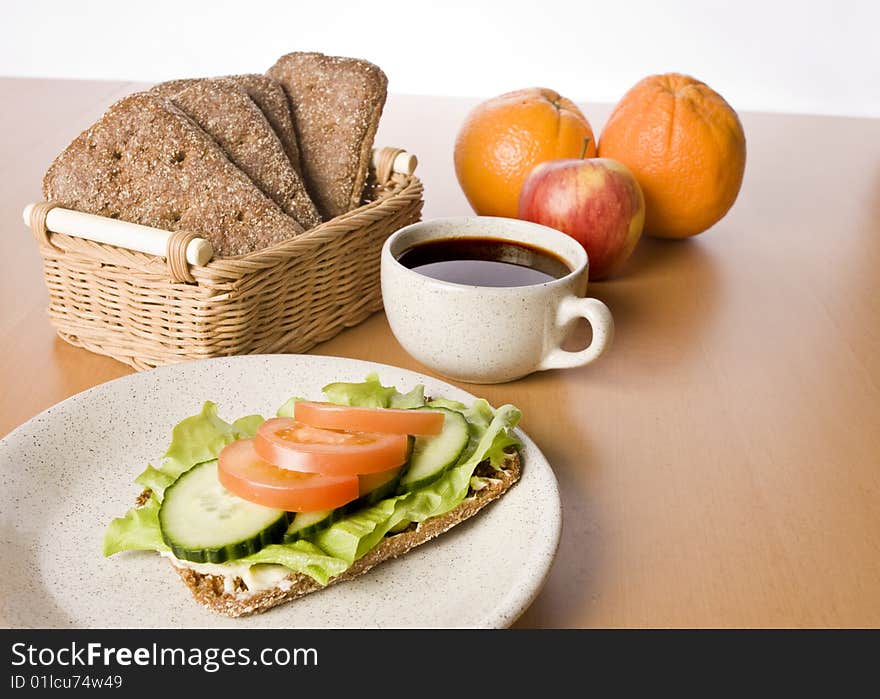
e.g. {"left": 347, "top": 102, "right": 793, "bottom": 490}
{"left": 518, "top": 157, "right": 645, "bottom": 280}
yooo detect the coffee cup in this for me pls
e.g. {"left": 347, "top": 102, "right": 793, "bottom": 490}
{"left": 380, "top": 216, "right": 613, "bottom": 384}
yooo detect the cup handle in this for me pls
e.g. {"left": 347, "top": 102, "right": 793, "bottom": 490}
{"left": 538, "top": 296, "right": 614, "bottom": 370}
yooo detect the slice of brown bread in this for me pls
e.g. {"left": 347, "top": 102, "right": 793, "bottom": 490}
{"left": 148, "top": 75, "right": 303, "bottom": 175}
{"left": 151, "top": 79, "right": 320, "bottom": 230}
{"left": 170, "top": 453, "right": 521, "bottom": 618}
{"left": 267, "top": 52, "right": 388, "bottom": 220}
{"left": 43, "top": 91, "right": 304, "bottom": 257}
{"left": 226, "top": 74, "right": 304, "bottom": 176}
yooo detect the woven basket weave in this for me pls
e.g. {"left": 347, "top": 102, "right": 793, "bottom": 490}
{"left": 28, "top": 146, "right": 423, "bottom": 370}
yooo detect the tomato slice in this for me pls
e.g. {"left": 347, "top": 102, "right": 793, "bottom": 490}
{"left": 294, "top": 401, "right": 444, "bottom": 436}
{"left": 254, "top": 417, "right": 409, "bottom": 476}
{"left": 218, "top": 439, "right": 359, "bottom": 512}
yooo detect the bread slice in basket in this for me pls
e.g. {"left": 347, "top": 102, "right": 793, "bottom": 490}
{"left": 225, "top": 73, "right": 305, "bottom": 176}
{"left": 158, "top": 453, "right": 521, "bottom": 618}
{"left": 267, "top": 52, "right": 388, "bottom": 220}
{"left": 151, "top": 78, "right": 321, "bottom": 230}
{"left": 42, "top": 91, "right": 304, "bottom": 257}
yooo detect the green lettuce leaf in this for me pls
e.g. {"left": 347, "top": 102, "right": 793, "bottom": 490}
{"left": 159, "top": 402, "right": 262, "bottom": 479}
{"left": 426, "top": 397, "right": 467, "bottom": 412}
{"left": 103, "top": 494, "right": 167, "bottom": 556}
{"left": 389, "top": 384, "right": 426, "bottom": 409}
{"left": 240, "top": 540, "right": 349, "bottom": 586}
{"left": 463, "top": 399, "right": 495, "bottom": 431}
{"left": 474, "top": 405, "right": 522, "bottom": 467}
{"left": 313, "top": 403, "right": 522, "bottom": 565}
{"left": 314, "top": 497, "right": 402, "bottom": 562}
{"left": 276, "top": 397, "right": 304, "bottom": 418}
{"left": 322, "top": 373, "right": 426, "bottom": 409}
{"left": 232, "top": 415, "right": 264, "bottom": 438}
{"left": 133, "top": 465, "right": 175, "bottom": 501}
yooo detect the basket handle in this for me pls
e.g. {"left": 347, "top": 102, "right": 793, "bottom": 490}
{"left": 371, "top": 147, "right": 417, "bottom": 185}
{"left": 23, "top": 202, "right": 213, "bottom": 283}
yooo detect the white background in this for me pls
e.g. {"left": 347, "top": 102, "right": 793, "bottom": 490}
{"left": 2, "top": 0, "right": 878, "bottom": 117}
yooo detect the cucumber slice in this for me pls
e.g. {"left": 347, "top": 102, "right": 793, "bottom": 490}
{"left": 283, "top": 508, "right": 339, "bottom": 543}
{"left": 359, "top": 472, "right": 401, "bottom": 506}
{"left": 159, "top": 460, "right": 288, "bottom": 563}
{"left": 353, "top": 454, "right": 407, "bottom": 509}
{"left": 398, "top": 408, "right": 469, "bottom": 492}
{"left": 286, "top": 460, "right": 409, "bottom": 543}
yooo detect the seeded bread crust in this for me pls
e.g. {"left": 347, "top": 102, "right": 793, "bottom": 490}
{"left": 171, "top": 452, "right": 521, "bottom": 618}
{"left": 267, "top": 52, "right": 388, "bottom": 219}
{"left": 42, "top": 91, "right": 304, "bottom": 257}
{"left": 151, "top": 79, "right": 320, "bottom": 229}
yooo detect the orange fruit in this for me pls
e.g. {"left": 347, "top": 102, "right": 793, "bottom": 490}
{"left": 454, "top": 88, "right": 597, "bottom": 219}
{"left": 597, "top": 73, "right": 746, "bottom": 239}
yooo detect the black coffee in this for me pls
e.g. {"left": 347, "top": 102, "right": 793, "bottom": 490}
{"left": 397, "top": 237, "right": 571, "bottom": 288}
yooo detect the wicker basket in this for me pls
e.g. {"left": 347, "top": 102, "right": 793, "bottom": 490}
{"left": 26, "top": 147, "right": 423, "bottom": 370}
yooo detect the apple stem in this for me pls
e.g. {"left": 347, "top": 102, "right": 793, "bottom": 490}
{"left": 580, "top": 137, "right": 591, "bottom": 160}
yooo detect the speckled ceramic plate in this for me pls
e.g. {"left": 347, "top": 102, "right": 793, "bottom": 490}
{"left": 0, "top": 355, "right": 561, "bottom": 628}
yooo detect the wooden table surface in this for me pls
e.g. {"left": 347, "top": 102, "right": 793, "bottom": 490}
{"left": 2, "top": 78, "right": 878, "bottom": 628}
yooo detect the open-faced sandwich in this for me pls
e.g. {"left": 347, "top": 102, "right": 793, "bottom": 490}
{"left": 104, "top": 375, "right": 522, "bottom": 617}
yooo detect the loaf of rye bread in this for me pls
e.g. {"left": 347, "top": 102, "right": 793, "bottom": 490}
{"left": 267, "top": 52, "right": 388, "bottom": 220}
{"left": 151, "top": 78, "right": 320, "bottom": 229}
{"left": 159, "top": 453, "right": 521, "bottom": 618}
{"left": 42, "top": 92, "right": 304, "bottom": 257}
